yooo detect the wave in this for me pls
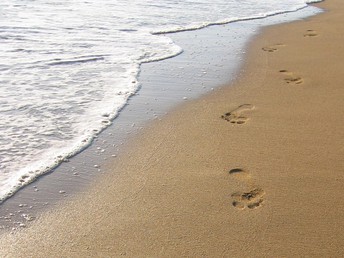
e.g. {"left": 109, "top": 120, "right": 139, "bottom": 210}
{"left": 152, "top": 2, "right": 323, "bottom": 35}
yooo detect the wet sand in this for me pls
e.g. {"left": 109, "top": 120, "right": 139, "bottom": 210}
{"left": 1, "top": 0, "right": 344, "bottom": 257}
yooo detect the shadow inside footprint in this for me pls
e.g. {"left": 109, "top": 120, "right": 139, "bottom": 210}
{"left": 247, "top": 199, "right": 264, "bottom": 209}
{"left": 229, "top": 168, "right": 245, "bottom": 174}
{"left": 304, "top": 29, "right": 318, "bottom": 37}
{"left": 232, "top": 201, "right": 245, "bottom": 209}
{"left": 221, "top": 104, "right": 254, "bottom": 125}
{"left": 229, "top": 168, "right": 251, "bottom": 181}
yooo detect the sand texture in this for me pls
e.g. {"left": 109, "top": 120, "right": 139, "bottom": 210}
{"left": 1, "top": 0, "right": 344, "bottom": 257}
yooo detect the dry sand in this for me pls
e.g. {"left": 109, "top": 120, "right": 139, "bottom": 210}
{"left": 1, "top": 0, "right": 344, "bottom": 257}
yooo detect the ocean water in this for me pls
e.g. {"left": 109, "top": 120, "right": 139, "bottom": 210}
{"left": 0, "top": 0, "right": 322, "bottom": 203}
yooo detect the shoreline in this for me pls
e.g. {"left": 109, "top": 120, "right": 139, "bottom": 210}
{"left": 2, "top": 0, "right": 344, "bottom": 256}
{"left": 0, "top": 6, "right": 320, "bottom": 230}
{"left": 0, "top": 1, "right": 320, "bottom": 209}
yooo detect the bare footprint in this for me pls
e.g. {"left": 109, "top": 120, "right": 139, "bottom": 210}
{"left": 304, "top": 29, "right": 318, "bottom": 37}
{"left": 279, "top": 70, "right": 303, "bottom": 85}
{"left": 229, "top": 168, "right": 265, "bottom": 210}
{"left": 262, "top": 43, "right": 285, "bottom": 53}
{"left": 221, "top": 104, "right": 254, "bottom": 125}
{"left": 231, "top": 188, "right": 265, "bottom": 210}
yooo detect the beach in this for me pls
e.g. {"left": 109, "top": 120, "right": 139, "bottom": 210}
{"left": 1, "top": 0, "right": 344, "bottom": 256}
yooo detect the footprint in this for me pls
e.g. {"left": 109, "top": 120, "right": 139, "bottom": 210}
{"left": 221, "top": 104, "right": 254, "bottom": 125}
{"left": 229, "top": 168, "right": 265, "bottom": 210}
{"left": 304, "top": 29, "right": 318, "bottom": 37}
{"left": 279, "top": 70, "right": 303, "bottom": 85}
{"left": 262, "top": 43, "right": 285, "bottom": 53}
{"left": 231, "top": 188, "right": 265, "bottom": 210}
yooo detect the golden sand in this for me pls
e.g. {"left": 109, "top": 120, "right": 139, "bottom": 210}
{"left": 1, "top": 0, "right": 344, "bottom": 257}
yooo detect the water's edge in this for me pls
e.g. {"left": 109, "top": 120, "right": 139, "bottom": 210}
{"left": 0, "top": 3, "right": 323, "bottom": 231}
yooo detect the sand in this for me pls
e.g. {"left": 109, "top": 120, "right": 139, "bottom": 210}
{"left": 1, "top": 0, "right": 344, "bottom": 257}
